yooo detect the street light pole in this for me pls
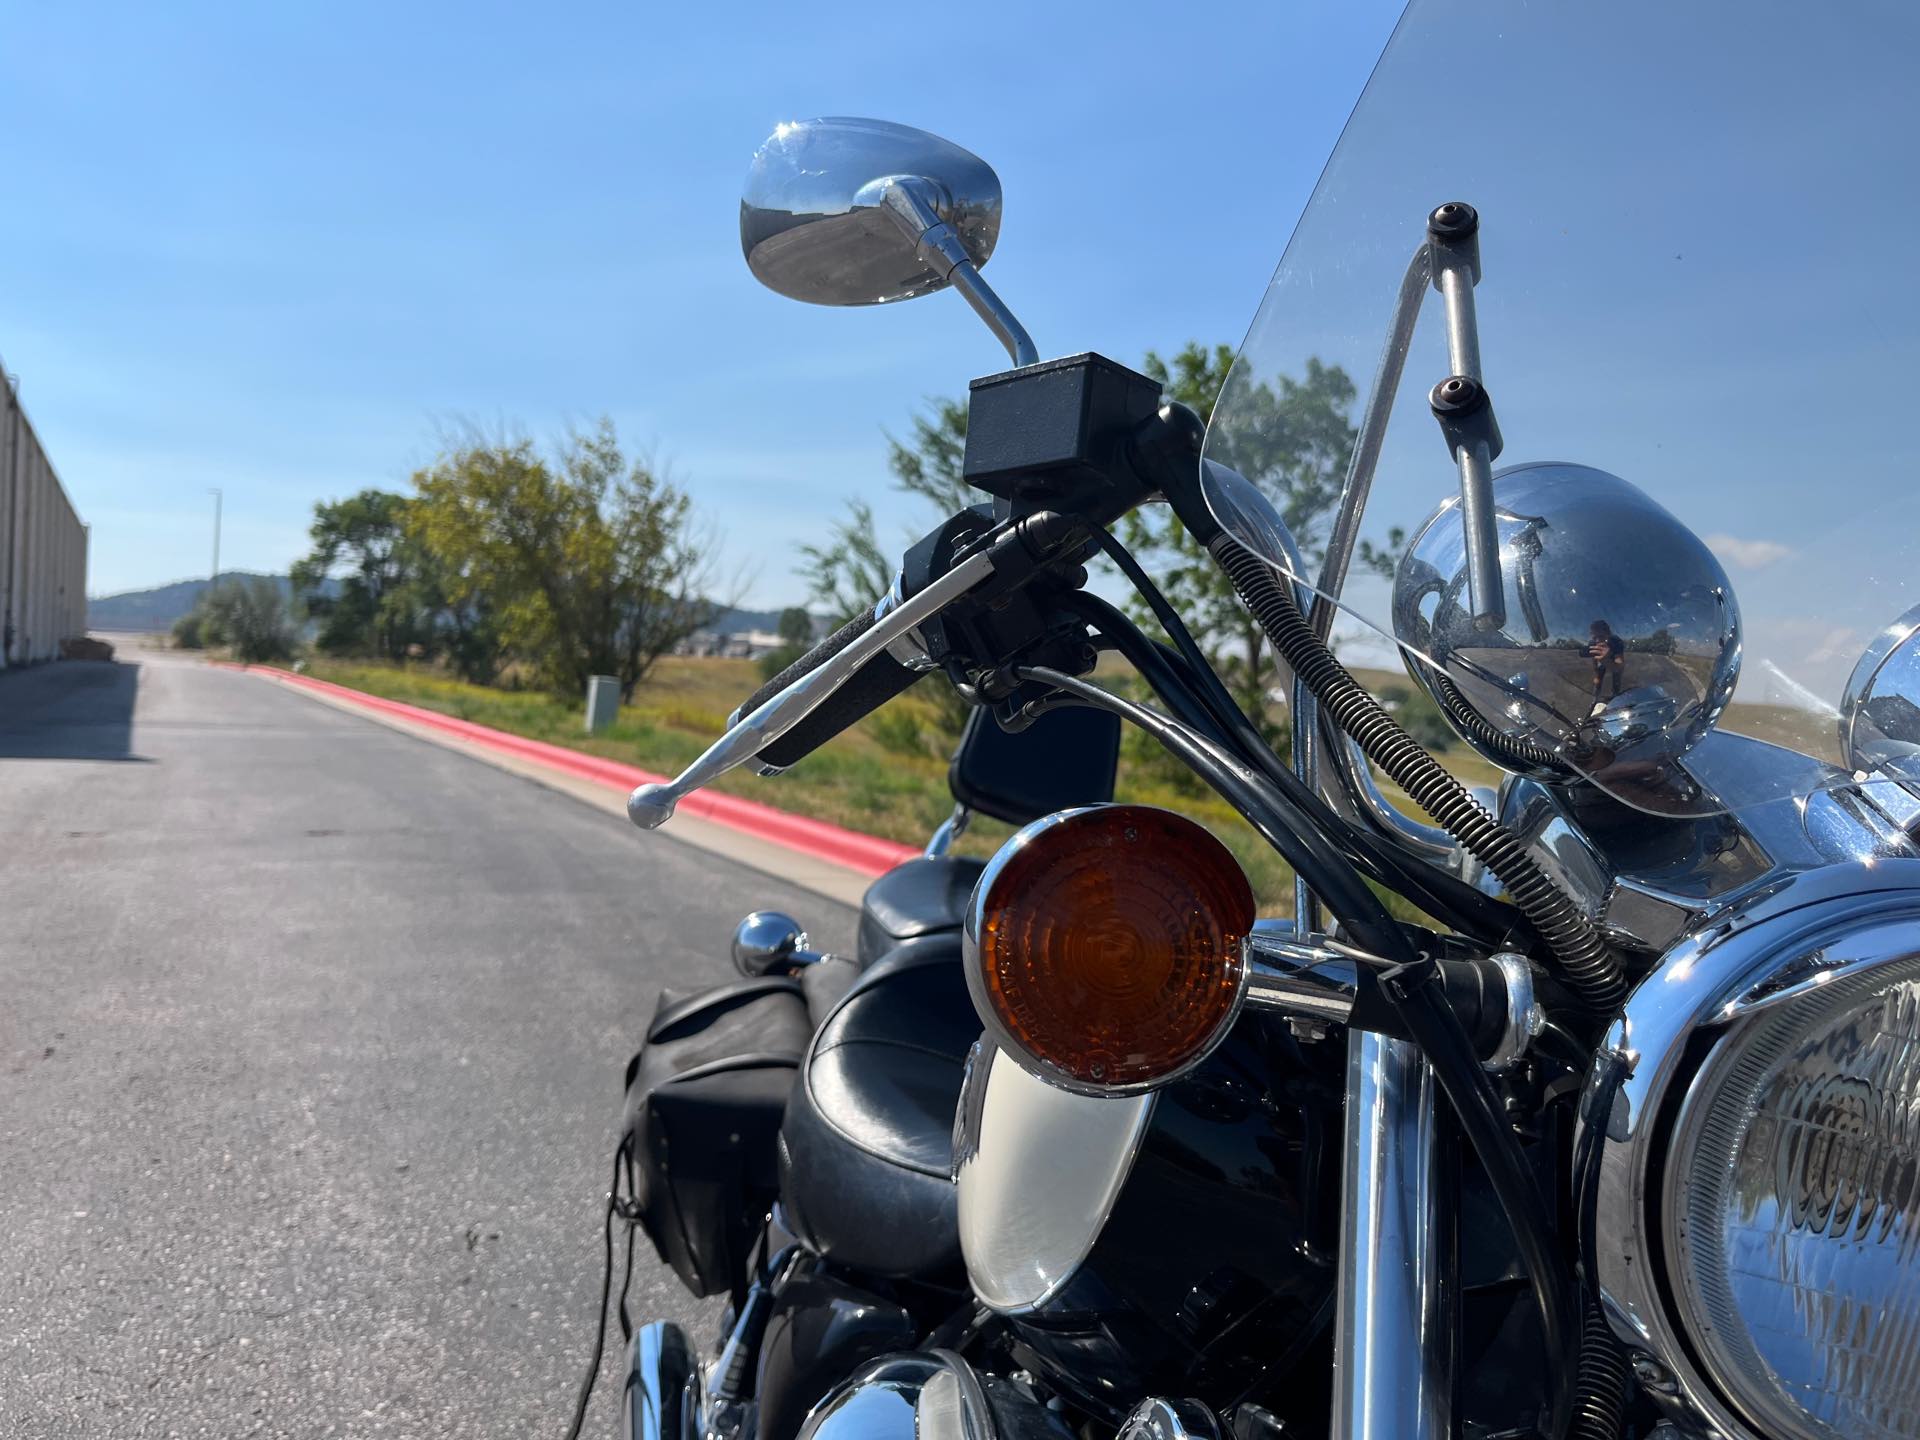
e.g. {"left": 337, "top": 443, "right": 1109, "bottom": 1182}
{"left": 209, "top": 487, "right": 222, "bottom": 594}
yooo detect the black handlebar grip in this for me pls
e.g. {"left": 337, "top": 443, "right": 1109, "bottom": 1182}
{"left": 735, "top": 607, "right": 922, "bottom": 770}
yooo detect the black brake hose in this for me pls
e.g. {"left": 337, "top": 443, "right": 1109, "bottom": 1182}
{"left": 1014, "top": 665, "right": 1417, "bottom": 967}
{"left": 1020, "top": 658, "right": 1588, "bottom": 1437}
{"left": 1069, "top": 560, "right": 1533, "bottom": 949}
{"left": 1094, "top": 527, "right": 1278, "bottom": 737}
{"left": 1065, "top": 595, "right": 1524, "bottom": 946}
{"left": 1187, "top": 541, "right": 1611, "bottom": 1434}
{"left": 1208, "top": 538, "right": 1627, "bottom": 1013}
{"left": 1379, "top": 960, "right": 1581, "bottom": 1440}
{"left": 1056, "top": 593, "right": 1242, "bottom": 744}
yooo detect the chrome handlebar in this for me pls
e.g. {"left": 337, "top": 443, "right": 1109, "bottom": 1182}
{"left": 625, "top": 552, "right": 995, "bottom": 830}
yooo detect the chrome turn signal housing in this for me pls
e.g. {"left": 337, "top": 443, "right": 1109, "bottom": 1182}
{"left": 963, "top": 805, "right": 1255, "bottom": 1095}
{"left": 1585, "top": 859, "right": 1920, "bottom": 1440}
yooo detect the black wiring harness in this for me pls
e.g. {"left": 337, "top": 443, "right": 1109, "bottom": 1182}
{"left": 1206, "top": 536, "right": 1627, "bottom": 1015}
{"left": 1036, "top": 525, "right": 1612, "bottom": 1439}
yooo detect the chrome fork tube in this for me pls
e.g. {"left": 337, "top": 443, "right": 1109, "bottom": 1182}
{"left": 1332, "top": 1032, "right": 1454, "bottom": 1440}
{"left": 1287, "top": 232, "right": 1460, "bottom": 1436}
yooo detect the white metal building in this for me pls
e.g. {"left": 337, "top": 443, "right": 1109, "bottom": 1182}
{"left": 2, "top": 363, "right": 88, "bottom": 668}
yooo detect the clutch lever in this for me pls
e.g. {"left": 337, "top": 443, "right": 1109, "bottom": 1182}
{"left": 626, "top": 550, "right": 996, "bottom": 829}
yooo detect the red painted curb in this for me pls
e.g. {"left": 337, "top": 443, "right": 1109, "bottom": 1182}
{"left": 215, "top": 662, "right": 920, "bottom": 877}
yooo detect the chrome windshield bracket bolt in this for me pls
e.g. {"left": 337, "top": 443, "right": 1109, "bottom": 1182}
{"left": 1426, "top": 200, "right": 1482, "bottom": 288}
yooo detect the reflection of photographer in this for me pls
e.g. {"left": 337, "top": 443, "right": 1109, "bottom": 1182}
{"left": 1588, "top": 620, "right": 1625, "bottom": 715}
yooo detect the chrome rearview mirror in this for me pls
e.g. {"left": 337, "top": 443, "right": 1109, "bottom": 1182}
{"left": 740, "top": 117, "right": 1036, "bottom": 365}
{"left": 1841, "top": 602, "right": 1920, "bottom": 779}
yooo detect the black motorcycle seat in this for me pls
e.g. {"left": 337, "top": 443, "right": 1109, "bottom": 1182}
{"left": 778, "top": 933, "right": 977, "bottom": 1281}
{"left": 855, "top": 855, "right": 986, "bottom": 964}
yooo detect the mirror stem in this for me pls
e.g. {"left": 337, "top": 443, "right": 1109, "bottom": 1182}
{"left": 881, "top": 179, "right": 1038, "bottom": 367}
{"left": 947, "top": 260, "right": 1038, "bottom": 366}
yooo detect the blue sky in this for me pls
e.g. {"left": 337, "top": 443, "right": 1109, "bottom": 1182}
{"left": 0, "top": 0, "right": 1402, "bottom": 604}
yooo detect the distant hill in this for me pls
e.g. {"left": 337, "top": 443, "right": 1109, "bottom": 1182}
{"left": 88, "top": 573, "right": 295, "bottom": 632}
{"left": 706, "top": 604, "right": 816, "bottom": 635}
{"left": 88, "top": 578, "right": 814, "bottom": 637}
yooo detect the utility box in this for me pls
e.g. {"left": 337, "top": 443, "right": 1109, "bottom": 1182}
{"left": 961, "top": 351, "right": 1162, "bottom": 510}
{"left": 585, "top": 675, "right": 621, "bottom": 734}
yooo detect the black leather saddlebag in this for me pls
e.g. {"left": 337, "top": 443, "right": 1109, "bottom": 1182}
{"left": 621, "top": 977, "right": 813, "bottom": 1297}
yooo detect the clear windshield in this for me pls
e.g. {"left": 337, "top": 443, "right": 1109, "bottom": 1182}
{"left": 1204, "top": 0, "right": 1920, "bottom": 817}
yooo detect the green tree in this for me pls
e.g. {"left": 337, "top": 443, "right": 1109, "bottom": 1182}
{"left": 757, "top": 605, "right": 820, "bottom": 680}
{"left": 799, "top": 399, "right": 979, "bottom": 624}
{"left": 883, "top": 399, "right": 974, "bottom": 513}
{"left": 408, "top": 420, "right": 718, "bottom": 700}
{"left": 776, "top": 606, "right": 814, "bottom": 648}
{"left": 800, "top": 351, "right": 1390, "bottom": 740}
{"left": 176, "top": 577, "right": 296, "bottom": 662}
{"left": 291, "top": 489, "right": 434, "bottom": 660}
{"left": 408, "top": 540, "right": 507, "bottom": 684}
{"left": 799, "top": 499, "right": 895, "bottom": 627}
{"left": 1121, "top": 343, "right": 1393, "bottom": 729}
{"left": 171, "top": 608, "right": 208, "bottom": 649}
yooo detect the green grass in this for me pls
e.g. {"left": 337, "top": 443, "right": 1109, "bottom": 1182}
{"left": 301, "top": 654, "right": 1498, "bottom": 918}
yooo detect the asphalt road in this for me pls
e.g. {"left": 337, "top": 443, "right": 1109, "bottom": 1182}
{"left": 0, "top": 647, "right": 856, "bottom": 1438}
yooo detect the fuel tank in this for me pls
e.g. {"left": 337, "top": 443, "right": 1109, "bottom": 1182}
{"left": 955, "top": 1015, "right": 1342, "bottom": 1416}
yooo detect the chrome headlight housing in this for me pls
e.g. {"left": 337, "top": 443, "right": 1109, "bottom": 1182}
{"left": 1587, "top": 860, "right": 1920, "bottom": 1440}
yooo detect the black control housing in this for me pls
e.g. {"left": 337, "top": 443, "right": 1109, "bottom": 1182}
{"left": 725, "top": 357, "right": 1194, "bottom": 766}
{"left": 963, "top": 352, "right": 1165, "bottom": 514}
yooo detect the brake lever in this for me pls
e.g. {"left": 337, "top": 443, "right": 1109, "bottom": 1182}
{"left": 625, "top": 551, "right": 996, "bottom": 829}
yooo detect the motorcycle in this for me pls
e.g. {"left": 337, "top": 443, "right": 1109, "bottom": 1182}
{"left": 580, "top": 5, "right": 1920, "bottom": 1439}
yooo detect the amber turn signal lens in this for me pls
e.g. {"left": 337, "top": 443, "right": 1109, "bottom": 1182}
{"left": 965, "top": 805, "right": 1256, "bottom": 1094}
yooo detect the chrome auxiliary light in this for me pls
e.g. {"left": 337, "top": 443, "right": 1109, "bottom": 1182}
{"left": 1586, "top": 859, "right": 1920, "bottom": 1440}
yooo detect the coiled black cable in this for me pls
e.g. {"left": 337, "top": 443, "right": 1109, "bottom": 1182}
{"left": 1019, "top": 658, "right": 1590, "bottom": 1439}
{"left": 1570, "top": 1301, "right": 1630, "bottom": 1440}
{"left": 1379, "top": 957, "right": 1581, "bottom": 1440}
{"left": 1080, "top": 538, "right": 1536, "bottom": 945}
{"left": 1210, "top": 537, "right": 1627, "bottom": 1012}
{"left": 1429, "top": 669, "right": 1565, "bottom": 773}
{"left": 1570, "top": 1052, "right": 1636, "bottom": 1440}
{"left": 1058, "top": 589, "right": 1531, "bottom": 948}
{"left": 1013, "top": 664, "right": 1418, "bottom": 968}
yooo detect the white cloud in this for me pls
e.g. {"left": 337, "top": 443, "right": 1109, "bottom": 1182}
{"left": 1706, "top": 533, "right": 1793, "bottom": 570}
